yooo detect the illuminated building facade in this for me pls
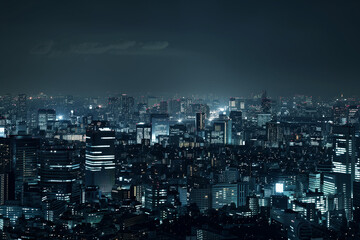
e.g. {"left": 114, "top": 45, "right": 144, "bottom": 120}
{"left": 85, "top": 121, "right": 115, "bottom": 195}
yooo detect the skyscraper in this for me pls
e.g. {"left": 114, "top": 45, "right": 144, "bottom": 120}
{"left": 39, "top": 147, "right": 81, "bottom": 203}
{"left": 37, "top": 109, "right": 56, "bottom": 131}
{"left": 136, "top": 123, "right": 151, "bottom": 145}
{"left": 17, "top": 94, "right": 27, "bottom": 123}
{"left": 159, "top": 101, "right": 168, "bottom": 114}
{"left": 0, "top": 138, "right": 12, "bottom": 204}
{"left": 332, "top": 126, "right": 357, "bottom": 185}
{"left": 196, "top": 112, "right": 206, "bottom": 132}
{"left": 11, "top": 136, "right": 40, "bottom": 202}
{"left": 229, "top": 111, "right": 242, "bottom": 145}
{"left": 266, "top": 121, "right": 283, "bottom": 147}
{"left": 85, "top": 121, "right": 115, "bottom": 195}
{"left": 151, "top": 114, "right": 169, "bottom": 144}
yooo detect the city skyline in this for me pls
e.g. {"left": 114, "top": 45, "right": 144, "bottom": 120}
{"left": 1, "top": 1, "right": 360, "bottom": 239}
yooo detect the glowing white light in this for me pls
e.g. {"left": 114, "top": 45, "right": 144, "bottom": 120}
{"left": 89, "top": 105, "right": 93, "bottom": 110}
{"left": 275, "top": 183, "right": 284, "bottom": 193}
{"left": 219, "top": 108, "right": 224, "bottom": 112}
{"left": 57, "top": 115, "right": 63, "bottom": 120}
{"left": 178, "top": 119, "right": 182, "bottom": 123}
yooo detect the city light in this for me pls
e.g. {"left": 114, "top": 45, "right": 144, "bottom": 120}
{"left": 275, "top": 183, "right": 284, "bottom": 193}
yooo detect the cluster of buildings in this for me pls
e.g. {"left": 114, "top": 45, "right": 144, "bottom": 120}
{"left": 0, "top": 92, "right": 358, "bottom": 239}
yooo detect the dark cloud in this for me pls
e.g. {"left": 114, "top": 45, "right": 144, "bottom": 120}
{"left": 141, "top": 41, "right": 169, "bottom": 50}
{"left": 70, "top": 41, "right": 136, "bottom": 54}
{"left": 30, "top": 41, "right": 54, "bottom": 55}
{"left": 30, "top": 40, "right": 170, "bottom": 57}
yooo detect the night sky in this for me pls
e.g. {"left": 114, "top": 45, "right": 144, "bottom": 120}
{"left": 1, "top": 0, "right": 360, "bottom": 97}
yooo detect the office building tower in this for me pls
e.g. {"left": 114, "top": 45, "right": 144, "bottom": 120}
{"left": 151, "top": 114, "right": 169, "bottom": 144}
{"left": 229, "top": 111, "right": 242, "bottom": 145}
{"left": 212, "top": 183, "right": 243, "bottom": 209}
{"left": 196, "top": 112, "right": 206, "bottom": 132}
{"left": 17, "top": 94, "right": 27, "bottom": 123}
{"left": 168, "top": 99, "right": 181, "bottom": 115}
{"left": 266, "top": 121, "right": 283, "bottom": 147}
{"left": 147, "top": 96, "right": 159, "bottom": 108}
{"left": 37, "top": 109, "right": 56, "bottom": 131}
{"left": 144, "top": 182, "right": 167, "bottom": 211}
{"left": 11, "top": 136, "right": 40, "bottom": 202}
{"left": 189, "top": 187, "right": 211, "bottom": 213}
{"left": 120, "top": 94, "right": 134, "bottom": 122}
{"left": 169, "top": 123, "right": 186, "bottom": 146}
{"left": 136, "top": 123, "right": 151, "bottom": 145}
{"left": 261, "top": 91, "right": 271, "bottom": 113}
{"left": 108, "top": 97, "right": 120, "bottom": 122}
{"left": 323, "top": 173, "right": 352, "bottom": 220}
{"left": 39, "top": 147, "right": 81, "bottom": 203}
{"left": 348, "top": 105, "right": 359, "bottom": 124}
{"left": 248, "top": 196, "right": 259, "bottom": 216}
{"left": 159, "top": 101, "right": 168, "bottom": 114}
{"left": 85, "top": 121, "right": 115, "bottom": 195}
{"left": 210, "top": 116, "right": 231, "bottom": 144}
{"left": 333, "top": 103, "right": 348, "bottom": 125}
{"left": 0, "top": 138, "right": 12, "bottom": 204}
{"left": 309, "top": 172, "right": 321, "bottom": 193}
{"left": 331, "top": 125, "right": 359, "bottom": 193}
{"left": 229, "top": 97, "right": 237, "bottom": 111}
{"left": 239, "top": 182, "right": 249, "bottom": 207}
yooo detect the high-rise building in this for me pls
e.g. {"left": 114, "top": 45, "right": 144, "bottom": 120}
{"left": 348, "top": 105, "right": 359, "bottom": 124}
{"left": 0, "top": 138, "right": 12, "bottom": 204}
{"left": 169, "top": 123, "right": 186, "bottom": 146}
{"left": 309, "top": 172, "right": 321, "bottom": 193}
{"left": 196, "top": 112, "right": 206, "bottom": 132}
{"left": 37, "top": 109, "right": 56, "bottom": 131}
{"left": 189, "top": 186, "right": 211, "bottom": 213}
{"left": 17, "top": 94, "right": 27, "bottom": 123}
{"left": 331, "top": 125, "right": 358, "bottom": 194}
{"left": 229, "top": 111, "right": 242, "bottom": 145}
{"left": 266, "top": 121, "right": 283, "bottom": 147}
{"left": 210, "top": 116, "right": 231, "bottom": 144}
{"left": 147, "top": 96, "right": 159, "bottom": 109}
{"left": 212, "top": 183, "right": 239, "bottom": 209}
{"left": 159, "top": 101, "right": 168, "bottom": 114}
{"left": 323, "top": 173, "right": 352, "bottom": 221}
{"left": 168, "top": 99, "right": 181, "bottom": 115}
{"left": 333, "top": 102, "right": 348, "bottom": 125}
{"left": 151, "top": 114, "right": 169, "bottom": 144}
{"left": 136, "top": 123, "right": 151, "bottom": 145}
{"left": 85, "top": 121, "right": 115, "bottom": 195}
{"left": 120, "top": 94, "right": 134, "bottom": 122}
{"left": 144, "top": 182, "right": 167, "bottom": 211}
{"left": 261, "top": 91, "right": 271, "bottom": 113}
{"left": 229, "top": 97, "right": 237, "bottom": 111}
{"left": 11, "top": 136, "right": 40, "bottom": 202}
{"left": 39, "top": 147, "right": 81, "bottom": 203}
